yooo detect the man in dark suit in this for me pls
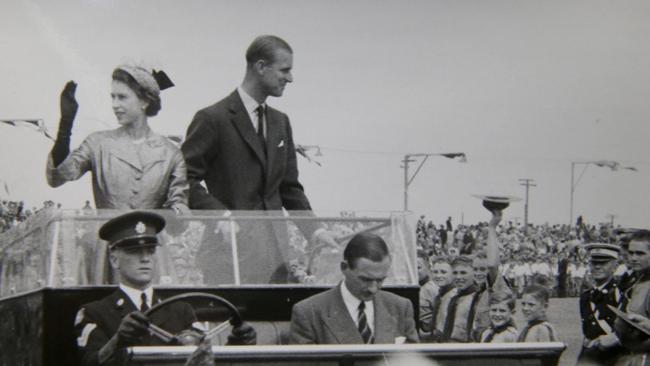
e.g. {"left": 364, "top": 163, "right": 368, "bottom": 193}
{"left": 74, "top": 211, "right": 255, "bottom": 366}
{"left": 289, "top": 233, "right": 419, "bottom": 344}
{"left": 182, "top": 35, "right": 336, "bottom": 284}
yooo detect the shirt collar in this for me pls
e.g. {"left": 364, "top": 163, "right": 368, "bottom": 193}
{"left": 340, "top": 280, "right": 374, "bottom": 319}
{"left": 119, "top": 283, "right": 153, "bottom": 310}
{"left": 237, "top": 86, "right": 265, "bottom": 115}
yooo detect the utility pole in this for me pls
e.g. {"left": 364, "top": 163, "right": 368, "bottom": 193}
{"left": 605, "top": 214, "right": 617, "bottom": 227}
{"left": 401, "top": 155, "right": 417, "bottom": 211}
{"left": 519, "top": 178, "right": 536, "bottom": 233}
{"left": 401, "top": 152, "right": 467, "bottom": 211}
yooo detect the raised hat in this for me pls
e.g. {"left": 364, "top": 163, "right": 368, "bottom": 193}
{"left": 585, "top": 242, "right": 619, "bottom": 262}
{"left": 472, "top": 194, "right": 522, "bottom": 211}
{"left": 99, "top": 211, "right": 165, "bottom": 249}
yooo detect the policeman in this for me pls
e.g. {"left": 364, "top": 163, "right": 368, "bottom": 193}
{"left": 577, "top": 243, "right": 624, "bottom": 365}
{"left": 74, "top": 211, "right": 256, "bottom": 366}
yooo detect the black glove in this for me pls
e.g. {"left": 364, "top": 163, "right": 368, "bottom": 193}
{"left": 51, "top": 81, "right": 78, "bottom": 166}
{"left": 227, "top": 322, "right": 256, "bottom": 345}
{"left": 115, "top": 311, "right": 149, "bottom": 347}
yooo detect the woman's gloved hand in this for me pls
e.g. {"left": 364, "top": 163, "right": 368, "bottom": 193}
{"left": 52, "top": 81, "right": 78, "bottom": 166}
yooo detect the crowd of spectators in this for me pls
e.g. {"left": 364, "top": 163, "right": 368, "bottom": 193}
{"left": 416, "top": 214, "right": 622, "bottom": 297}
{"left": 0, "top": 199, "right": 61, "bottom": 234}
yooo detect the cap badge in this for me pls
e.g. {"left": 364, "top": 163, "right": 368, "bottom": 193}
{"left": 135, "top": 221, "right": 146, "bottom": 234}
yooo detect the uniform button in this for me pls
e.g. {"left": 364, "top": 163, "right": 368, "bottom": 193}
{"left": 135, "top": 175, "right": 142, "bottom": 181}
{"left": 591, "top": 322, "right": 596, "bottom": 325}
{"left": 132, "top": 189, "right": 139, "bottom": 194}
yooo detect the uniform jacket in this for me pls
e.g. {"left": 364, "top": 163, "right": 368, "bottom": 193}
{"left": 289, "top": 285, "right": 419, "bottom": 344}
{"left": 47, "top": 128, "right": 188, "bottom": 211}
{"left": 74, "top": 289, "right": 195, "bottom": 366}
{"left": 580, "top": 278, "right": 622, "bottom": 341}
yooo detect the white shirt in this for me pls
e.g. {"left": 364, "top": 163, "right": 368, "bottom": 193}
{"left": 119, "top": 283, "right": 153, "bottom": 310}
{"left": 237, "top": 86, "right": 266, "bottom": 137}
{"left": 340, "top": 281, "right": 375, "bottom": 333}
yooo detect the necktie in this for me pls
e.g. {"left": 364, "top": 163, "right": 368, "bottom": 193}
{"left": 255, "top": 105, "right": 266, "bottom": 152}
{"left": 357, "top": 301, "right": 372, "bottom": 344}
{"left": 140, "top": 293, "right": 150, "bottom": 312}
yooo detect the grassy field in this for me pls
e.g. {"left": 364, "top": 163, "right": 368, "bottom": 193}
{"left": 513, "top": 297, "right": 582, "bottom": 366}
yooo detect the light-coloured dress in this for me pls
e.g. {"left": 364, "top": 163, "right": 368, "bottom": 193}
{"left": 46, "top": 127, "right": 189, "bottom": 212}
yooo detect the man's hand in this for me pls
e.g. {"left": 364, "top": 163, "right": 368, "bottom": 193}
{"left": 312, "top": 230, "right": 340, "bottom": 251}
{"left": 115, "top": 311, "right": 149, "bottom": 347}
{"left": 60, "top": 81, "right": 78, "bottom": 127}
{"left": 215, "top": 219, "right": 240, "bottom": 240}
{"left": 628, "top": 313, "right": 650, "bottom": 333}
{"left": 227, "top": 322, "right": 256, "bottom": 345}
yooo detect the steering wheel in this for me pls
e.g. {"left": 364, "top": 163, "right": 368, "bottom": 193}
{"left": 143, "top": 292, "right": 242, "bottom": 344}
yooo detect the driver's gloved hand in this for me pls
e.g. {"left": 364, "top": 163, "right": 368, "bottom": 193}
{"left": 116, "top": 311, "right": 149, "bottom": 347}
{"left": 227, "top": 322, "right": 256, "bottom": 345}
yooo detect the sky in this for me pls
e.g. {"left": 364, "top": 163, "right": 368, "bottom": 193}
{"left": 1, "top": 0, "right": 649, "bottom": 227}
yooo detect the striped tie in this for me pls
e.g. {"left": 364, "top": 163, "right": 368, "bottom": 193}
{"left": 357, "top": 301, "right": 372, "bottom": 344}
{"left": 140, "top": 293, "right": 150, "bottom": 312}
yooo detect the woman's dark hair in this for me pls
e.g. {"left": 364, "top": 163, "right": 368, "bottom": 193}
{"left": 111, "top": 69, "right": 161, "bottom": 117}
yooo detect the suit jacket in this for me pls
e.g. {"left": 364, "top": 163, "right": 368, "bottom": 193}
{"left": 74, "top": 289, "right": 195, "bottom": 366}
{"left": 182, "top": 91, "right": 319, "bottom": 283}
{"left": 289, "top": 285, "right": 419, "bottom": 344}
{"left": 182, "top": 90, "right": 311, "bottom": 213}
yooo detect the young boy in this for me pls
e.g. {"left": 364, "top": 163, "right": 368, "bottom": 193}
{"left": 479, "top": 290, "right": 518, "bottom": 343}
{"left": 440, "top": 255, "right": 480, "bottom": 342}
{"left": 517, "top": 285, "right": 558, "bottom": 342}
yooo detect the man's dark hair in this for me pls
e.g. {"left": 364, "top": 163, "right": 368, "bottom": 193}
{"left": 343, "top": 233, "right": 390, "bottom": 269}
{"left": 246, "top": 35, "right": 292, "bottom": 66}
{"left": 630, "top": 229, "right": 650, "bottom": 245}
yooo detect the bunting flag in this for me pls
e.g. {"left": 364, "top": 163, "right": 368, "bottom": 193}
{"left": 440, "top": 152, "right": 467, "bottom": 163}
{"left": 1, "top": 119, "right": 54, "bottom": 140}
{"left": 296, "top": 145, "right": 322, "bottom": 166}
{"left": 593, "top": 160, "right": 620, "bottom": 170}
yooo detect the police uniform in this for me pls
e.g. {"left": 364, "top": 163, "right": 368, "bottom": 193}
{"left": 577, "top": 243, "right": 625, "bottom": 366}
{"left": 75, "top": 288, "right": 196, "bottom": 366}
{"left": 74, "top": 212, "right": 197, "bottom": 366}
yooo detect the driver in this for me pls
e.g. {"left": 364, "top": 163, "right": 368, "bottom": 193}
{"left": 74, "top": 211, "right": 256, "bottom": 366}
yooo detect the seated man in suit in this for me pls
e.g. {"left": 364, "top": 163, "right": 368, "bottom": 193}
{"left": 74, "top": 211, "right": 256, "bottom": 366}
{"left": 289, "top": 232, "right": 419, "bottom": 344}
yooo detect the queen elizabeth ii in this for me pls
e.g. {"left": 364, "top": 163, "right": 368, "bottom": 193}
{"left": 46, "top": 65, "right": 188, "bottom": 213}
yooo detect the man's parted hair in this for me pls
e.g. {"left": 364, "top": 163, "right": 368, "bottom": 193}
{"left": 451, "top": 255, "right": 474, "bottom": 268}
{"left": 246, "top": 35, "right": 293, "bottom": 66}
{"left": 343, "top": 233, "right": 390, "bottom": 269}
{"left": 630, "top": 229, "right": 650, "bottom": 246}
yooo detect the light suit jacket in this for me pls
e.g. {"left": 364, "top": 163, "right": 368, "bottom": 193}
{"left": 289, "top": 285, "right": 419, "bottom": 344}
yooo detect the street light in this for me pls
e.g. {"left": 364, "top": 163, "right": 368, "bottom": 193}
{"left": 402, "top": 152, "right": 467, "bottom": 211}
{"left": 569, "top": 160, "right": 637, "bottom": 225}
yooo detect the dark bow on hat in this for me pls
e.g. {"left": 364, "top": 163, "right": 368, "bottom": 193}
{"left": 152, "top": 69, "right": 174, "bottom": 90}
